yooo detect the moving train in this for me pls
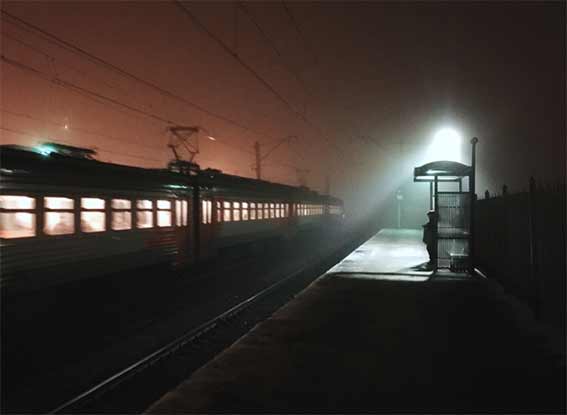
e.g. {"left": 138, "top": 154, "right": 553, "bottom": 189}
{"left": 0, "top": 143, "right": 344, "bottom": 290}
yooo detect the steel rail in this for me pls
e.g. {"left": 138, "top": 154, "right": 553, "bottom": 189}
{"left": 48, "top": 255, "right": 324, "bottom": 414}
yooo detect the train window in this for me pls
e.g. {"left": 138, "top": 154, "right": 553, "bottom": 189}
{"left": 157, "top": 200, "right": 170, "bottom": 210}
{"left": 0, "top": 212, "right": 35, "bottom": 238}
{"left": 233, "top": 202, "right": 240, "bottom": 222}
{"left": 44, "top": 197, "right": 74, "bottom": 235}
{"left": 0, "top": 196, "right": 36, "bottom": 238}
{"left": 81, "top": 198, "right": 105, "bottom": 232}
{"left": 175, "top": 200, "right": 182, "bottom": 226}
{"left": 216, "top": 201, "right": 222, "bottom": 223}
{"left": 157, "top": 199, "right": 172, "bottom": 227}
{"left": 257, "top": 203, "right": 263, "bottom": 220}
{"left": 280, "top": 204, "right": 284, "bottom": 218}
{"left": 201, "top": 200, "right": 212, "bottom": 224}
{"left": 0, "top": 195, "right": 35, "bottom": 209}
{"left": 183, "top": 200, "right": 188, "bottom": 226}
{"left": 275, "top": 203, "right": 280, "bottom": 218}
{"left": 112, "top": 199, "right": 131, "bottom": 210}
{"left": 136, "top": 199, "right": 153, "bottom": 228}
{"left": 112, "top": 199, "right": 132, "bottom": 231}
{"left": 223, "top": 201, "right": 231, "bottom": 222}
{"left": 45, "top": 197, "right": 73, "bottom": 210}
{"left": 82, "top": 198, "right": 105, "bottom": 210}
{"left": 250, "top": 203, "right": 256, "bottom": 220}
{"left": 175, "top": 200, "right": 189, "bottom": 226}
{"left": 242, "top": 202, "right": 249, "bottom": 221}
{"left": 264, "top": 203, "right": 269, "bottom": 219}
{"left": 137, "top": 200, "right": 152, "bottom": 210}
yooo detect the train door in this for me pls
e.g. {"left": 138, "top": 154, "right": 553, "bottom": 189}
{"left": 199, "top": 194, "right": 215, "bottom": 259}
{"left": 174, "top": 196, "right": 191, "bottom": 267}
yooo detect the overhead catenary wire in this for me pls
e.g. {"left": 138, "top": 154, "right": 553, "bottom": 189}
{"left": 1, "top": 8, "right": 348, "bottom": 186}
{"left": 2, "top": 55, "right": 300, "bottom": 170}
{"left": 1, "top": 10, "right": 280, "bottom": 142}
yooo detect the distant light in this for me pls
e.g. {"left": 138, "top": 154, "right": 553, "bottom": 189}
{"left": 425, "top": 127, "right": 462, "bottom": 163}
{"left": 63, "top": 124, "right": 69, "bottom": 130}
{"left": 207, "top": 135, "right": 216, "bottom": 141}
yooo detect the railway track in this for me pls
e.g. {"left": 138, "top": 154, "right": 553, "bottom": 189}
{"left": 47, "top": 230, "right": 368, "bottom": 414}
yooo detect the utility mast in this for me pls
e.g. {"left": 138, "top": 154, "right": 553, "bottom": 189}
{"left": 252, "top": 135, "right": 296, "bottom": 181}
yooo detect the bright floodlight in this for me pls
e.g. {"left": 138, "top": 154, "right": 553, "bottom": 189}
{"left": 427, "top": 127, "right": 462, "bottom": 163}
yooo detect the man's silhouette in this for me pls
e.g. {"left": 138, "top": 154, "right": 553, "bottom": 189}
{"left": 422, "top": 210, "right": 438, "bottom": 269}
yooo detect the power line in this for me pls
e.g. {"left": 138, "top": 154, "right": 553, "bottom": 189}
{"left": 1, "top": 9, "right": 349, "bottom": 179}
{"left": 281, "top": 1, "right": 318, "bottom": 66}
{"left": 174, "top": 1, "right": 307, "bottom": 123}
{"left": 1, "top": 10, "right": 279, "bottom": 141}
{"left": 236, "top": 2, "right": 309, "bottom": 93}
{"left": 2, "top": 55, "right": 297, "bottom": 170}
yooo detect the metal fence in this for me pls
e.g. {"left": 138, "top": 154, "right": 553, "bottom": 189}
{"left": 437, "top": 192, "right": 471, "bottom": 270}
{"left": 475, "top": 178, "right": 566, "bottom": 330}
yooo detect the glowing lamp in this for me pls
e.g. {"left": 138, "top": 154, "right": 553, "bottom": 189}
{"left": 425, "top": 127, "right": 463, "bottom": 163}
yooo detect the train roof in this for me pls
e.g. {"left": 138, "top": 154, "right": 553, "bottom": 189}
{"left": 0, "top": 145, "right": 340, "bottom": 203}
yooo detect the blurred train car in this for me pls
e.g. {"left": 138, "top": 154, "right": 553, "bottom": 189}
{"left": 0, "top": 144, "right": 344, "bottom": 291}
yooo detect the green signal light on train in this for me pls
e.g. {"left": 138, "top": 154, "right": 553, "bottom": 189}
{"left": 35, "top": 144, "right": 56, "bottom": 157}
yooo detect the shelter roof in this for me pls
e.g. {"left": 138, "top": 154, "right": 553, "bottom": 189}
{"left": 413, "top": 160, "right": 472, "bottom": 182}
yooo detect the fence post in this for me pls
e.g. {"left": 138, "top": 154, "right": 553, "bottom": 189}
{"left": 528, "top": 176, "right": 540, "bottom": 319}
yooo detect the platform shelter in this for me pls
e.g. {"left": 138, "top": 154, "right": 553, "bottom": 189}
{"left": 413, "top": 146, "right": 477, "bottom": 273}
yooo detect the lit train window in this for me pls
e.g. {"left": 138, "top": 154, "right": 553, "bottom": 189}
{"left": 223, "top": 201, "right": 231, "bottom": 222}
{"left": 157, "top": 200, "right": 171, "bottom": 210}
{"left": 0, "top": 195, "right": 35, "bottom": 210}
{"left": 257, "top": 203, "right": 263, "bottom": 220}
{"left": 0, "top": 195, "right": 36, "bottom": 238}
{"left": 250, "top": 203, "right": 256, "bottom": 220}
{"left": 157, "top": 199, "right": 172, "bottom": 227}
{"left": 185, "top": 200, "right": 189, "bottom": 226}
{"left": 216, "top": 201, "right": 222, "bottom": 223}
{"left": 136, "top": 199, "right": 153, "bottom": 228}
{"left": 242, "top": 202, "right": 249, "bottom": 221}
{"left": 82, "top": 198, "right": 105, "bottom": 210}
{"left": 285, "top": 204, "right": 289, "bottom": 218}
{"left": 176, "top": 200, "right": 188, "bottom": 226}
{"left": 44, "top": 197, "right": 74, "bottom": 235}
{"left": 280, "top": 204, "right": 284, "bottom": 218}
{"left": 45, "top": 197, "right": 73, "bottom": 210}
{"left": 201, "top": 200, "right": 212, "bottom": 224}
{"left": 112, "top": 199, "right": 132, "bottom": 231}
{"left": 275, "top": 203, "right": 280, "bottom": 218}
{"left": 175, "top": 200, "right": 182, "bottom": 226}
{"left": 137, "top": 200, "right": 152, "bottom": 210}
{"left": 269, "top": 203, "right": 275, "bottom": 219}
{"left": 233, "top": 202, "right": 241, "bottom": 222}
{"left": 81, "top": 198, "right": 105, "bottom": 232}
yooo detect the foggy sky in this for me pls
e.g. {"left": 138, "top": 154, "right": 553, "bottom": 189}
{"left": 1, "top": 1, "right": 565, "bottom": 223}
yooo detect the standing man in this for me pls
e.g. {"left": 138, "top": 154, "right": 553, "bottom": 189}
{"left": 422, "top": 210, "right": 438, "bottom": 270}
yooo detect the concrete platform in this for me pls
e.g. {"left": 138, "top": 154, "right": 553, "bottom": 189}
{"left": 146, "top": 229, "right": 565, "bottom": 413}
